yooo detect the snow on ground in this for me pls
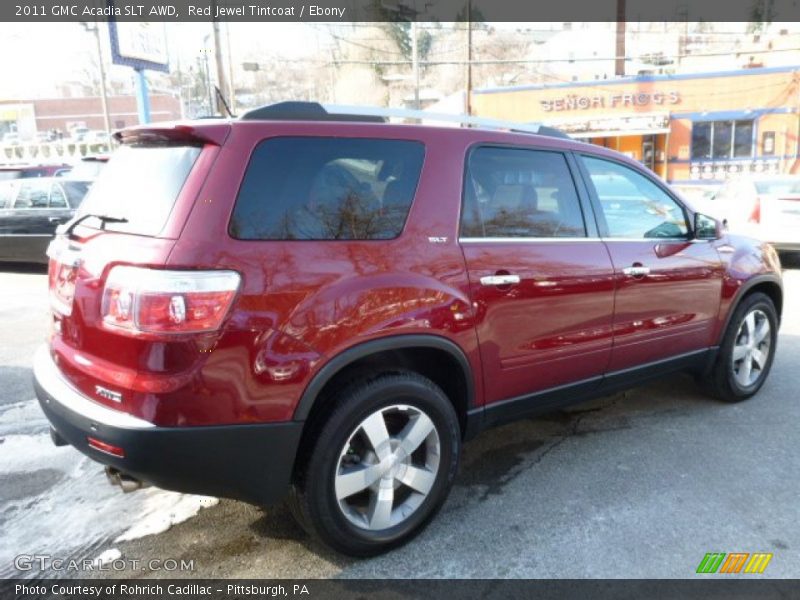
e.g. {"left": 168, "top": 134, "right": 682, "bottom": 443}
{"left": 0, "top": 399, "right": 218, "bottom": 578}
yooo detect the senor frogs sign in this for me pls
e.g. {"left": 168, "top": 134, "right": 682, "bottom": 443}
{"left": 541, "top": 91, "right": 680, "bottom": 112}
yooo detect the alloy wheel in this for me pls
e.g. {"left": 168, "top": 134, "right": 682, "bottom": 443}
{"left": 334, "top": 404, "right": 440, "bottom": 531}
{"left": 732, "top": 308, "right": 772, "bottom": 388}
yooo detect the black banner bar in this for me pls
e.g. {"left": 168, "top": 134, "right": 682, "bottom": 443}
{"left": 5, "top": 0, "right": 800, "bottom": 22}
{"left": 3, "top": 579, "right": 800, "bottom": 600}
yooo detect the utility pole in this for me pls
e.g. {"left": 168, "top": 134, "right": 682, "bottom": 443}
{"left": 212, "top": 19, "right": 230, "bottom": 115}
{"left": 82, "top": 22, "right": 112, "bottom": 134}
{"left": 464, "top": 1, "right": 472, "bottom": 116}
{"left": 202, "top": 34, "right": 214, "bottom": 116}
{"left": 225, "top": 22, "right": 236, "bottom": 115}
{"left": 615, "top": 0, "right": 627, "bottom": 77}
{"left": 411, "top": 21, "right": 420, "bottom": 110}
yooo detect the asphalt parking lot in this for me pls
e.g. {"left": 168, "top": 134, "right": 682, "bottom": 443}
{"left": 1, "top": 261, "right": 799, "bottom": 579}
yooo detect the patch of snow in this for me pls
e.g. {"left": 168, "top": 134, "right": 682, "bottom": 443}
{"left": 115, "top": 495, "right": 219, "bottom": 542}
{"left": 0, "top": 429, "right": 219, "bottom": 577}
{"left": 94, "top": 548, "right": 121, "bottom": 566}
{"left": 0, "top": 400, "right": 49, "bottom": 436}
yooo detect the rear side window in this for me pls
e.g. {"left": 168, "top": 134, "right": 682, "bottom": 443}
{"left": 77, "top": 144, "right": 201, "bottom": 236}
{"left": 230, "top": 137, "right": 425, "bottom": 240}
{"left": 461, "top": 147, "right": 586, "bottom": 238}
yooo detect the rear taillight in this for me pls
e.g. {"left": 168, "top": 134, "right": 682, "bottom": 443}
{"left": 748, "top": 196, "right": 762, "bottom": 224}
{"left": 101, "top": 266, "right": 241, "bottom": 336}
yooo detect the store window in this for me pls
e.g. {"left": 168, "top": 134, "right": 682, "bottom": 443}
{"left": 691, "top": 120, "right": 754, "bottom": 160}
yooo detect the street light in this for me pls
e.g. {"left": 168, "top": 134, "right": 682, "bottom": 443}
{"left": 80, "top": 22, "right": 112, "bottom": 136}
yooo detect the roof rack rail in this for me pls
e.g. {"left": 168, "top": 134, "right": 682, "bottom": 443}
{"left": 240, "top": 101, "right": 385, "bottom": 123}
{"left": 240, "top": 101, "right": 570, "bottom": 139}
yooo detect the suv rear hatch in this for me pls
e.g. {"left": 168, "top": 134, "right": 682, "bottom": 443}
{"left": 46, "top": 123, "right": 235, "bottom": 426}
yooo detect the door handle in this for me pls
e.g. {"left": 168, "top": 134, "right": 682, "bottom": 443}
{"left": 48, "top": 217, "right": 64, "bottom": 224}
{"left": 480, "top": 274, "right": 521, "bottom": 286}
{"left": 622, "top": 265, "right": 650, "bottom": 277}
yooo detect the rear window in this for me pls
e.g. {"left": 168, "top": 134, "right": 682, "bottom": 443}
{"left": 0, "top": 171, "right": 22, "bottom": 181}
{"left": 76, "top": 144, "right": 201, "bottom": 236}
{"left": 754, "top": 179, "right": 800, "bottom": 195}
{"left": 230, "top": 137, "right": 425, "bottom": 240}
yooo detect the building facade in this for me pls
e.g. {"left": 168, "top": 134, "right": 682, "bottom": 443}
{"left": 472, "top": 66, "right": 800, "bottom": 185}
{"left": 0, "top": 95, "right": 182, "bottom": 140}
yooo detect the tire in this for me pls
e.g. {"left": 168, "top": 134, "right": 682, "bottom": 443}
{"left": 289, "top": 371, "right": 461, "bottom": 557}
{"left": 703, "top": 292, "right": 778, "bottom": 402}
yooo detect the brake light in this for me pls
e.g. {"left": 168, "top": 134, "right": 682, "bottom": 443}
{"left": 748, "top": 196, "right": 762, "bottom": 224}
{"left": 101, "top": 266, "right": 241, "bottom": 336}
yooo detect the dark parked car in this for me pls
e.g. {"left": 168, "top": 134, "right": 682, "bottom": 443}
{"left": 0, "top": 178, "right": 90, "bottom": 263}
{"left": 36, "top": 102, "right": 782, "bottom": 556}
{"left": 0, "top": 163, "right": 71, "bottom": 181}
{"left": 55, "top": 155, "right": 110, "bottom": 180}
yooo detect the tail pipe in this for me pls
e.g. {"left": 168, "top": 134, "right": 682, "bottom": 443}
{"left": 105, "top": 466, "right": 148, "bottom": 493}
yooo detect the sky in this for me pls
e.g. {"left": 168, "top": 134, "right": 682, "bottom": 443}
{"left": 0, "top": 22, "right": 326, "bottom": 99}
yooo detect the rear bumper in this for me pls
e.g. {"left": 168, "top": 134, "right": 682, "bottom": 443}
{"left": 33, "top": 345, "right": 302, "bottom": 505}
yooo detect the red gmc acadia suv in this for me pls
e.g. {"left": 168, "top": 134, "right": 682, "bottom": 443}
{"left": 35, "top": 102, "right": 783, "bottom": 556}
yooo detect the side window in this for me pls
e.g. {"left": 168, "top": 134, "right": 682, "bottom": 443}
{"left": 582, "top": 156, "right": 689, "bottom": 239}
{"left": 230, "top": 137, "right": 425, "bottom": 240}
{"left": 14, "top": 182, "right": 49, "bottom": 208}
{"left": 461, "top": 147, "right": 586, "bottom": 238}
{"left": 0, "top": 183, "right": 13, "bottom": 209}
{"left": 49, "top": 183, "right": 67, "bottom": 208}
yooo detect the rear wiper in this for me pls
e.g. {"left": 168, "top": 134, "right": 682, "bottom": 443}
{"left": 60, "top": 213, "right": 129, "bottom": 238}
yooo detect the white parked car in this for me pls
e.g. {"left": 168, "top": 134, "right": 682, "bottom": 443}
{"left": 704, "top": 176, "right": 800, "bottom": 255}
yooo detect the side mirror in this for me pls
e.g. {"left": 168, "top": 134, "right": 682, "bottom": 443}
{"left": 694, "top": 212, "right": 722, "bottom": 240}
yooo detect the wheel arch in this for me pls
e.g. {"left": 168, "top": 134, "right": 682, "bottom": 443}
{"left": 719, "top": 274, "right": 783, "bottom": 343}
{"left": 292, "top": 335, "right": 476, "bottom": 434}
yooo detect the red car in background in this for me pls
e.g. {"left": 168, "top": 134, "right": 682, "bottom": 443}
{"left": 35, "top": 102, "right": 782, "bottom": 556}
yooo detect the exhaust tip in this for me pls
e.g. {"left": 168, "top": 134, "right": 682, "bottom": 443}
{"left": 104, "top": 466, "right": 147, "bottom": 493}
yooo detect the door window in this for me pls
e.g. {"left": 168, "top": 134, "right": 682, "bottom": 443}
{"left": 582, "top": 156, "right": 689, "bottom": 239}
{"left": 461, "top": 147, "right": 586, "bottom": 238}
{"left": 13, "top": 181, "right": 49, "bottom": 208}
{"left": 49, "top": 183, "right": 67, "bottom": 208}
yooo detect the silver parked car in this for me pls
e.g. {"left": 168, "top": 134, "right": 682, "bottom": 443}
{"left": 705, "top": 176, "right": 800, "bottom": 255}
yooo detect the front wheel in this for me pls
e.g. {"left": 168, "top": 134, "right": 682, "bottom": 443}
{"left": 703, "top": 292, "right": 778, "bottom": 402}
{"left": 290, "top": 371, "right": 461, "bottom": 556}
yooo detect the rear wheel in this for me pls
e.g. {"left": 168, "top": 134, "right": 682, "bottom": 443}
{"left": 290, "top": 371, "right": 461, "bottom": 556}
{"left": 703, "top": 292, "right": 778, "bottom": 402}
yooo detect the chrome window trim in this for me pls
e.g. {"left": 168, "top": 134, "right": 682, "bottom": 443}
{"left": 459, "top": 236, "right": 600, "bottom": 243}
{"left": 459, "top": 236, "right": 701, "bottom": 244}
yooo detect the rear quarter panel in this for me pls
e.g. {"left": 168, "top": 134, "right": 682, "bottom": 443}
{"left": 167, "top": 122, "right": 484, "bottom": 422}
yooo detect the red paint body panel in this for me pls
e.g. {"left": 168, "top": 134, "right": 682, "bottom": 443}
{"left": 46, "top": 119, "right": 783, "bottom": 429}
{"left": 461, "top": 241, "right": 615, "bottom": 403}
{"left": 603, "top": 240, "right": 725, "bottom": 370}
